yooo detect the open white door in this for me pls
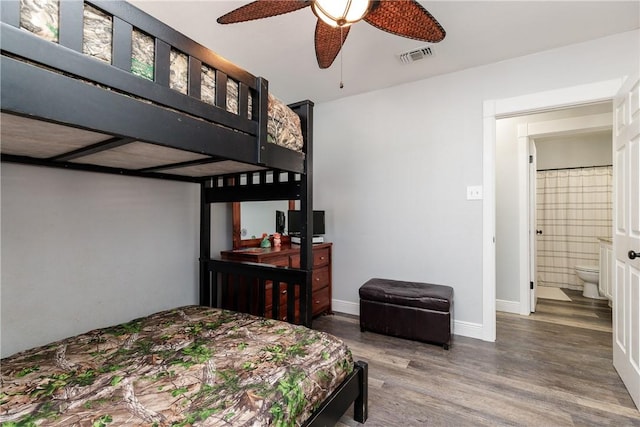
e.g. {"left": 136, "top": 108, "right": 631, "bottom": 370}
{"left": 529, "top": 139, "right": 538, "bottom": 312}
{"left": 612, "top": 73, "right": 640, "bottom": 410}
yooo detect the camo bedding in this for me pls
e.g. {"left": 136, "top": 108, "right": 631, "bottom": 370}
{"left": 19, "top": 0, "right": 304, "bottom": 153}
{"left": 0, "top": 306, "right": 354, "bottom": 426}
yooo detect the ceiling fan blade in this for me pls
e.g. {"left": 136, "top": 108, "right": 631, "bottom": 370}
{"left": 217, "top": 1, "right": 311, "bottom": 24}
{"left": 364, "top": 0, "right": 445, "bottom": 43}
{"left": 315, "top": 20, "right": 350, "bottom": 69}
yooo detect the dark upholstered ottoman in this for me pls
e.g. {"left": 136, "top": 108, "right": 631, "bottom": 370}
{"left": 359, "top": 278, "right": 453, "bottom": 349}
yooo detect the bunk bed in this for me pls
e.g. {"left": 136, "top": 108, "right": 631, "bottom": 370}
{"left": 0, "top": 1, "right": 368, "bottom": 426}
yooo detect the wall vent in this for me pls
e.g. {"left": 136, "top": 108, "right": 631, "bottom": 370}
{"left": 399, "top": 46, "right": 433, "bottom": 64}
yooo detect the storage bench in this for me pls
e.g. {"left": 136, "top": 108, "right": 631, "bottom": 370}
{"left": 359, "top": 278, "right": 453, "bottom": 349}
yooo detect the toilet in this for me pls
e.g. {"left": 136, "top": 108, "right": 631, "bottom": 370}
{"left": 575, "top": 265, "right": 607, "bottom": 299}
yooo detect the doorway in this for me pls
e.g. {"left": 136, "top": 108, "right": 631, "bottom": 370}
{"left": 481, "top": 78, "right": 623, "bottom": 342}
{"left": 533, "top": 130, "right": 613, "bottom": 302}
{"left": 495, "top": 103, "right": 613, "bottom": 315}
{"left": 484, "top": 76, "right": 640, "bottom": 410}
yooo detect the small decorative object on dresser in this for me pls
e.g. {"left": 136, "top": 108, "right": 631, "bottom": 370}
{"left": 260, "top": 233, "right": 271, "bottom": 248}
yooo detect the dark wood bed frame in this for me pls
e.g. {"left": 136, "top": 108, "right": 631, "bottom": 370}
{"left": 0, "top": 1, "right": 367, "bottom": 424}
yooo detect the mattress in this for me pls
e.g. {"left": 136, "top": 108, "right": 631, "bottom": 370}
{"left": 19, "top": 0, "right": 304, "bottom": 153}
{"left": 0, "top": 306, "right": 353, "bottom": 426}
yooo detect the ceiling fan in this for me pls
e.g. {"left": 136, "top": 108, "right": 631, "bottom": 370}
{"left": 217, "top": 0, "right": 446, "bottom": 69}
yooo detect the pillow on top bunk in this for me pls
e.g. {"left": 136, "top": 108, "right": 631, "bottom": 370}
{"left": 268, "top": 93, "right": 304, "bottom": 152}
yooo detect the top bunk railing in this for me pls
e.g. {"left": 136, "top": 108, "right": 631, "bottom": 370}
{"left": 0, "top": 0, "right": 306, "bottom": 174}
{"left": 204, "top": 169, "right": 302, "bottom": 203}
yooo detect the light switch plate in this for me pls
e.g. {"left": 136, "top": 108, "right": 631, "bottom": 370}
{"left": 467, "top": 185, "right": 483, "bottom": 200}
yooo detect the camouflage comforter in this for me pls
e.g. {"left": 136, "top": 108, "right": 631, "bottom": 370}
{"left": 0, "top": 306, "right": 353, "bottom": 426}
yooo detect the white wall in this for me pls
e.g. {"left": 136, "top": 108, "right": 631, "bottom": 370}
{"left": 536, "top": 131, "right": 612, "bottom": 170}
{"left": 313, "top": 30, "right": 639, "bottom": 336}
{"left": 1, "top": 164, "right": 201, "bottom": 357}
{"left": 211, "top": 203, "right": 232, "bottom": 257}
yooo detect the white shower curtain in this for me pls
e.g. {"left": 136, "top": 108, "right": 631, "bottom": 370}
{"left": 536, "top": 166, "right": 612, "bottom": 290}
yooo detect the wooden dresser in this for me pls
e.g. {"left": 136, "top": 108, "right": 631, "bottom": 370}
{"left": 220, "top": 243, "right": 332, "bottom": 322}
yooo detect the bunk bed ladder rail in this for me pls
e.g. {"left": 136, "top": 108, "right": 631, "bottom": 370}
{"left": 203, "top": 259, "right": 313, "bottom": 327}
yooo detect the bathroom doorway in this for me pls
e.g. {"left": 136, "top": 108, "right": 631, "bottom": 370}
{"left": 495, "top": 101, "right": 613, "bottom": 316}
{"left": 489, "top": 78, "right": 639, "bottom": 409}
{"left": 532, "top": 135, "right": 613, "bottom": 298}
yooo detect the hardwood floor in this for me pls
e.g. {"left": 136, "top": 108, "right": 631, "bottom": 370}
{"left": 313, "top": 294, "right": 639, "bottom": 426}
{"left": 528, "top": 288, "right": 613, "bottom": 332}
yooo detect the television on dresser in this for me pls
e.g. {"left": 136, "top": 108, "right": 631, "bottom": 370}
{"left": 287, "top": 210, "right": 325, "bottom": 239}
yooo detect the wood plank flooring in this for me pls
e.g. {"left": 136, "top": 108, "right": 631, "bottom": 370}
{"left": 528, "top": 288, "right": 613, "bottom": 332}
{"left": 312, "top": 294, "right": 639, "bottom": 426}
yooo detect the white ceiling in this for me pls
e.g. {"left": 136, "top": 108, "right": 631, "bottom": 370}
{"left": 131, "top": 1, "right": 640, "bottom": 104}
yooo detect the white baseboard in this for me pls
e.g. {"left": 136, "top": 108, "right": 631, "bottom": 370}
{"left": 331, "top": 299, "right": 485, "bottom": 341}
{"left": 453, "top": 320, "right": 484, "bottom": 340}
{"left": 332, "top": 299, "right": 359, "bottom": 316}
{"left": 496, "top": 299, "right": 521, "bottom": 314}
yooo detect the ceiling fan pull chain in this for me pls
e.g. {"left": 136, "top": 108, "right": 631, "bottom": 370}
{"left": 339, "top": 26, "right": 344, "bottom": 89}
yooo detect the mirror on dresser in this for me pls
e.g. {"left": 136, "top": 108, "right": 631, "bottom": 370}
{"left": 232, "top": 200, "right": 295, "bottom": 249}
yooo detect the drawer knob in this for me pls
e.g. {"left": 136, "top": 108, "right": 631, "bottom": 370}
{"left": 314, "top": 300, "right": 320, "bottom": 304}
{"left": 281, "top": 290, "right": 287, "bottom": 294}
{"left": 320, "top": 256, "right": 325, "bottom": 260}
{"left": 315, "top": 277, "right": 320, "bottom": 281}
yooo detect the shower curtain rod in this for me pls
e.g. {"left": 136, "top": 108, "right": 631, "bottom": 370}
{"left": 537, "top": 164, "right": 612, "bottom": 172}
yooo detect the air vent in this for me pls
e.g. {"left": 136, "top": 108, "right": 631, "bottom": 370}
{"left": 399, "top": 46, "right": 433, "bottom": 64}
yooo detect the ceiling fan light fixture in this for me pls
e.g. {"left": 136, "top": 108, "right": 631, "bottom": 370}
{"left": 217, "top": 0, "right": 446, "bottom": 70}
{"left": 312, "top": 0, "right": 371, "bottom": 27}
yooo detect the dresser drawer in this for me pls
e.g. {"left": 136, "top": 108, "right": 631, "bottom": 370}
{"left": 265, "top": 299, "right": 300, "bottom": 323}
{"left": 289, "top": 254, "right": 299, "bottom": 268}
{"left": 265, "top": 282, "right": 300, "bottom": 306}
{"left": 312, "top": 286, "right": 330, "bottom": 316}
{"left": 312, "top": 266, "right": 330, "bottom": 292}
{"left": 289, "top": 246, "right": 331, "bottom": 268}
{"left": 313, "top": 248, "right": 330, "bottom": 267}
{"left": 267, "top": 256, "right": 289, "bottom": 267}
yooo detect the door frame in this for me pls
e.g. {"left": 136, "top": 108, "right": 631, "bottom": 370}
{"left": 482, "top": 78, "right": 623, "bottom": 341}
{"left": 529, "top": 137, "right": 538, "bottom": 313}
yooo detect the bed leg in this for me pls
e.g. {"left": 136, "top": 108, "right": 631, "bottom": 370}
{"left": 354, "top": 361, "right": 368, "bottom": 423}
